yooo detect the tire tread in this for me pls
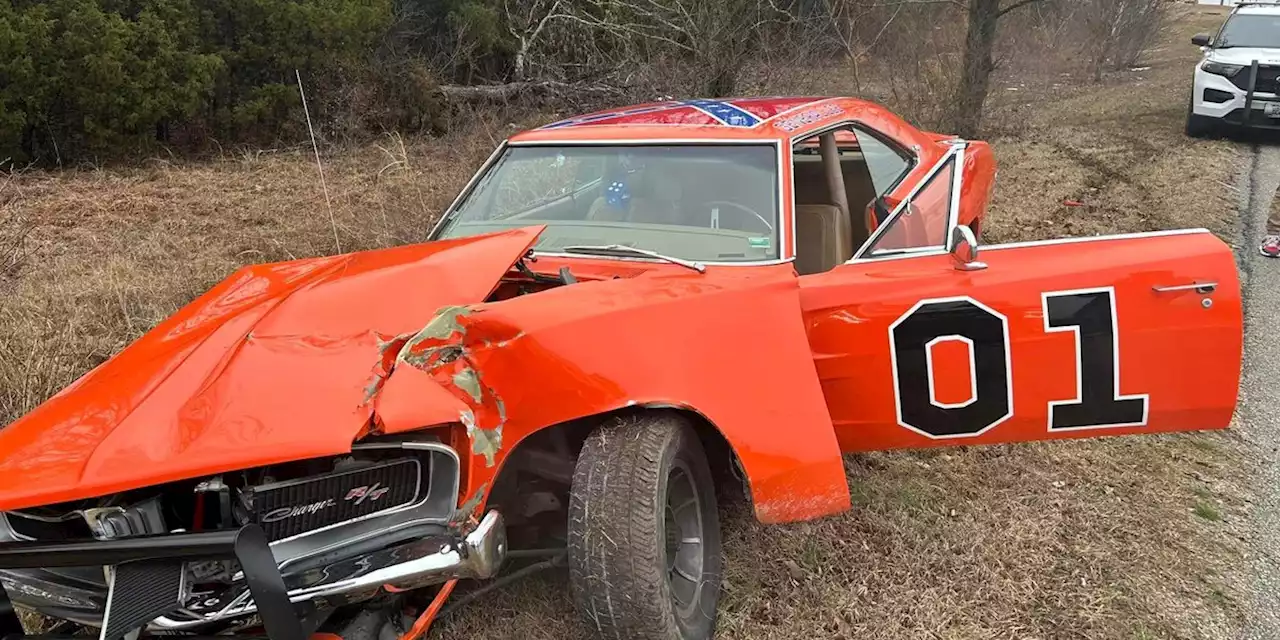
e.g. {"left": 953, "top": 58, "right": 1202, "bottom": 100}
{"left": 568, "top": 412, "right": 718, "bottom": 640}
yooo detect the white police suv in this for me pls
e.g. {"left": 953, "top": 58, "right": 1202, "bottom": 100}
{"left": 1188, "top": 2, "right": 1280, "bottom": 137}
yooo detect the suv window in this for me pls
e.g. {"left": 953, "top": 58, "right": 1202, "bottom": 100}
{"left": 1217, "top": 13, "right": 1280, "bottom": 49}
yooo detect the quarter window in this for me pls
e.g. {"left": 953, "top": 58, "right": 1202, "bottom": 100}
{"left": 854, "top": 129, "right": 911, "bottom": 197}
{"left": 866, "top": 157, "right": 956, "bottom": 255}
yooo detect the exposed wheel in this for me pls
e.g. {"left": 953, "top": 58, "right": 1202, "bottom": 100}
{"left": 1186, "top": 99, "right": 1216, "bottom": 138}
{"left": 568, "top": 412, "right": 722, "bottom": 640}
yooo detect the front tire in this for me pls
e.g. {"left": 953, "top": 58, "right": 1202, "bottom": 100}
{"left": 1186, "top": 99, "right": 1216, "bottom": 138}
{"left": 568, "top": 412, "right": 722, "bottom": 640}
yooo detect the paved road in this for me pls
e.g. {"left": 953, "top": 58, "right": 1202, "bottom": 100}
{"left": 1237, "top": 143, "right": 1280, "bottom": 640}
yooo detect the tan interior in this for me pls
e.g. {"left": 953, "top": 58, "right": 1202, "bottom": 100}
{"left": 791, "top": 154, "right": 878, "bottom": 275}
{"left": 794, "top": 204, "right": 853, "bottom": 275}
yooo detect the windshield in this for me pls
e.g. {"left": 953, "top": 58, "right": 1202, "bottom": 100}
{"left": 1218, "top": 14, "right": 1280, "bottom": 49}
{"left": 434, "top": 144, "right": 781, "bottom": 263}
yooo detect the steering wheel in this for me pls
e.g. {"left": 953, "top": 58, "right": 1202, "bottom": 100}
{"left": 703, "top": 200, "right": 774, "bottom": 233}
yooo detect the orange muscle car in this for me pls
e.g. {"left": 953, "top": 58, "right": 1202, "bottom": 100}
{"left": 0, "top": 97, "right": 1243, "bottom": 640}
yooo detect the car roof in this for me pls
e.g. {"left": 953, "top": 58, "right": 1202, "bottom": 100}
{"left": 507, "top": 96, "right": 928, "bottom": 144}
{"left": 1235, "top": 3, "right": 1280, "bottom": 15}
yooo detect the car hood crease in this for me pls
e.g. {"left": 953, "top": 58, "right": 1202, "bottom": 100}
{"left": 0, "top": 227, "right": 543, "bottom": 511}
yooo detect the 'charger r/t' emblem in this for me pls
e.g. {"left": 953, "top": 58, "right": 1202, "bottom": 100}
{"left": 345, "top": 483, "right": 391, "bottom": 505}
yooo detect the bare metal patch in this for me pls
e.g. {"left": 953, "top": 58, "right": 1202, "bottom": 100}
{"left": 373, "top": 304, "right": 509, "bottom": 468}
{"left": 452, "top": 481, "right": 489, "bottom": 524}
{"left": 461, "top": 408, "right": 502, "bottom": 468}
{"left": 396, "top": 305, "right": 473, "bottom": 370}
{"left": 452, "top": 367, "right": 484, "bottom": 404}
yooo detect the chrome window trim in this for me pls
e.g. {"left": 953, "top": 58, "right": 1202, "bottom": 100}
{"left": 850, "top": 140, "right": 967, "bottom": 263}
{"left": 836, "top": 228, "right": 1216, "bottom": 266}
{"left": 785, "top": 119, "right": 921, "bottom": 263}
{"left": 786, "top": 119, "right": 920, "bottom": 195}
{"left": 524, "top": 252, "right": 793, "bottom": 267}
{"left": 982, "top": 227, "right": 1214, "bottom": 251}
{"left": 428, "top": 141, "right": 507, "bottom": 239}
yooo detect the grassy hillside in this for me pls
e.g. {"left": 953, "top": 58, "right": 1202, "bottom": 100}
{"left": 0, "top": 6, "right": 1253, "bottom": 639}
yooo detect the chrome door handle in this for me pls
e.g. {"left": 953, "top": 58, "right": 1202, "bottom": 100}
{"left": 1152, "top": 282, "right": 1217, "bottom": 293}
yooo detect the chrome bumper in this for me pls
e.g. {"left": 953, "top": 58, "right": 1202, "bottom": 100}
{"left": 154, "top": 510, "right": 507, "bottom": 629}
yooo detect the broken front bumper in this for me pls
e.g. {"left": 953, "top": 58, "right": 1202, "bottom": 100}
{"left": 0, "top": 511, "right": 506, "bottom": 640}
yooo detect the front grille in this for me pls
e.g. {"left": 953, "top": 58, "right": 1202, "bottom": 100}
{"left": 249, "top": 458, "right": 423, "bottom": 541}
{"left": 101, "top": 560, "right": 185, "bottom": 640}
{"left": 1231, "top": 64, "right": 1280, "bottom": 94}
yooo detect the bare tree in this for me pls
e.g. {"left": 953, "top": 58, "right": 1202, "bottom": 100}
{"left": 819, "top": 0, "right": 907, "bottom": 93}
{"left": 950, "top": 0, "right": 1049, "bottom": 138}
{"left": 535, "top": 0, "right": 799, "bottom": 96}
{"left": 1083, "top": 0, "right": 1165, "bottom": 81}
{"left": 505, "top": 0, "right": 574, "bottom": 82}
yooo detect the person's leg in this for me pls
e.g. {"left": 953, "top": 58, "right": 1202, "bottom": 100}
{"left": 1263, "top": 198, "right": 1280, "bottom": 258}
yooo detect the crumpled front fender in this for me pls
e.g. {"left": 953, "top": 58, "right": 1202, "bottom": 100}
{"left": 376, "top": 264, "right": 851, "bottom": 525}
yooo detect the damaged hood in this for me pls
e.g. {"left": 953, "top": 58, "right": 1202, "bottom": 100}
{"left": 0, "top": 227, "right": 543, "bottom": 511}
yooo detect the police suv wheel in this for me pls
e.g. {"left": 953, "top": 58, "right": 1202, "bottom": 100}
{"left": 568, "top": 412, "right": 722, "bottom": 640}
{"left": 1186, "top": 99, "right": 1216, "bottom": 138}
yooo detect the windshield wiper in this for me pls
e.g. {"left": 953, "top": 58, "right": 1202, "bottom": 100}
{"left": 560, "top": 244, "right": 706, "bottom": 273}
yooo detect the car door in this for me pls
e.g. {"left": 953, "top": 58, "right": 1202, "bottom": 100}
{"left": 797, "top": 149, "right": 1243, "bottom": 454}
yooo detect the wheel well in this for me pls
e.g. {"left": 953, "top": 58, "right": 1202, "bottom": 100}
{"left": 487, "top": 407, "right": 751, "bottom": 532}
{"left": 676, "top": 408, "right": 752, "bottom": 505}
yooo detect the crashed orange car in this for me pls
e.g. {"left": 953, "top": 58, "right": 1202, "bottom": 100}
{"left": 0, "top": 97, "right": 1243, "bottom": 640}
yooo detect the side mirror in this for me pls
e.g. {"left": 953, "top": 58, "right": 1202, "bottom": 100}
{"left": 1192, "top": 33, "right": 1212, "bottom": 47}
{"left": 950, "top": 225, "right": 986, "bottom": 271}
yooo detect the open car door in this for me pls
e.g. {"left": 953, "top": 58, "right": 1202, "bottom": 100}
{"left": 797, "top": 149, "right": 1242, "bottom": 453}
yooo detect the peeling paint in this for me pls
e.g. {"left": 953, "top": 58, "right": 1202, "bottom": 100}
{"left": 460, "top": 408, "right": 502, "bottom": 468}
{"left": 377, "top": 333, "right": 407, "bottom": 360}
{"left": 396, "top": 305, "right": 473, "bottom": 370}
{"left": 452, "top": 367, "right": 483, "bottom": 404}
{"left": 361, "top": 333, "right": 413, "bottom": 407}
{"left": 374, "top": 304, "right": 513, "bottom": 469}
{"left": 452, "top": 481, "right": 489, "bottom": 524}
{"left": 360, "top": 375, "right": 383, "bottom": 406}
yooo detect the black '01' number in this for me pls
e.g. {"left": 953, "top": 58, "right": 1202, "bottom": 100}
{"left": 889, "top": 298, "right": 1012, "bottom": 438}
{"left": 1042, "top": 288, "right": 1148, "bottom": 430}
{"left": 889, "top": 288, "right": 1148, "bottom": 439}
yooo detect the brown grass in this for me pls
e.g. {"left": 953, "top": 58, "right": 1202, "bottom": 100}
{"left": 0, "top": 124, "right": 509, "bottom": 425}
{"left": 0, "top": 5, "right": 1254, "bottom": 640}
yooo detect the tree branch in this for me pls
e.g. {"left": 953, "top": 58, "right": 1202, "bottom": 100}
{"left": 437, "top": 81, "right": 623, "bottom": 104}
{"left": 998, "top": 0, "right": 1046, "bottom": 18}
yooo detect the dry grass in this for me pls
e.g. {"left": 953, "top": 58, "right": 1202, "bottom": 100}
{"left": 0, "top": 123, "right": 512, "bottom": 425}
{"left": 0, "top": 5, "right": 1255, "bottom": 640}
{"left": 981, "top": 5, "right": 1242, "bottom": 247}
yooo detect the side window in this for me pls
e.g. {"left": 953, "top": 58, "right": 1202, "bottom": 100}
{"left": 854, "top": 129, "right": 910, "bottom": 197}
{"left": 865, "top": 156, "right": 956, "bottom": 255}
